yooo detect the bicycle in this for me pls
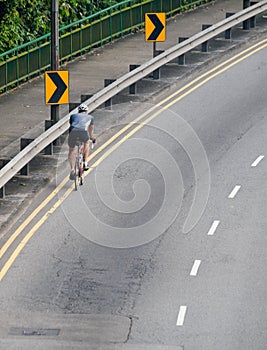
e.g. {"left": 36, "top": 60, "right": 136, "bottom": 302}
{"left": 73, "top": 137, "right": 96, "bottom": 190}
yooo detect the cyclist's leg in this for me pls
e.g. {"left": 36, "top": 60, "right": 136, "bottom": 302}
{"left": 83, "top": 140, "right": 90, "bottom": 162}
{"left": 68, "top": 131, "right": 77, "bottom": 179}
{"left": 77, "top": 131, "right": 90, "bottom": 170}
{"left": 68, "top": 147, "right": 75, "bottom": 171}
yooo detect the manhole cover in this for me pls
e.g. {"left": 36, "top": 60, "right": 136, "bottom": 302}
{"left": 9, "top": 328, "right": 60, "bottom": 336}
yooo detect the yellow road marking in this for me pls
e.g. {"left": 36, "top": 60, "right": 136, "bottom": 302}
{"left": 162, "top": 42, "right": 267, "bottom": 109}
{"left": 0, "top": 184, "right": 74, "bottom": 280}
{"left": 0, "top": 178, "right": 68, "bottom": 259}
{"left": 1, "top": 40, "right": 267, "bottom": 281}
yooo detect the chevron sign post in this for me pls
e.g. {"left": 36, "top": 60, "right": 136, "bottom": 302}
{"left": 45, "top": 71, "right": 69, "bottom": 105}
{"left": 145, "top": 13, "right": 166, "bottom": 42}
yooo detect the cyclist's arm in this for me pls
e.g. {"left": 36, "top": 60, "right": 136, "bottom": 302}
{"left": 87, "top": 116, "right": 95, "bottom": 139}
{"left": 88, "top": 124, "right": 94, "bottom": 139}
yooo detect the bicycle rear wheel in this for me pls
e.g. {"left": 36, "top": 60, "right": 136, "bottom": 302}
{"left": 78, "top": 148, "right": 84, "bottom": 186}
{"left": 78, "top": 165, "right": 83, "bottom": 186}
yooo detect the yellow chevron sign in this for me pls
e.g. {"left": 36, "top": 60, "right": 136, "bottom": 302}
{"left": 45, "top": 71, "right": 69, "bottom": 105}
{"left": 145, "top": 13, "right": 166, "bottom": 42}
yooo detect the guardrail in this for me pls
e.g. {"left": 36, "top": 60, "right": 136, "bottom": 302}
{"left": 1, "top": 0, "right": 267, "bottom": 197}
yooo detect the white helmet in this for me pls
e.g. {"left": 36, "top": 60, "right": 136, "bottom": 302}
{"left": 78, "top": 103, "right": 89, "bottom": 112}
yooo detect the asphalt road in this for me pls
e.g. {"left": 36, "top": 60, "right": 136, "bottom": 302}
{"left": 0, "top": 39, "right": 267, "bottom": 349}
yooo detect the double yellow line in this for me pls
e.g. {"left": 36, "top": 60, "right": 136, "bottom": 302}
{"left": 1, "top": 39, "right": 267, "bottom": 281}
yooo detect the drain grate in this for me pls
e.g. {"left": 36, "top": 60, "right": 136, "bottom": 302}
{"left": 9, "top": 327, "right": 60, "bottom": 336}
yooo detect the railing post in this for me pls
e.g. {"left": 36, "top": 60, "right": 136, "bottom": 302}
{"left": 70, "top": 27, "right": 73, "bottom": 60}
{"left": 0, "top": 160, "right": 8, "bottom": 198}
{"left": 0, "top": 186, "right": 5, "bottom": 199}
{"left": 81, "top": 94, "right": 93, "bottom": 103}
{"left": 4, "top": 60, "right": 8, "bottom": 93}
{"left": 16, "top": 48, "right": 19, "bottom": 87}
{"left": 153, "top": 68, "right": 160, "bottom": 80}
{"left": 201, "top": 24, "right": 212, "bottom": 52}
{"left": 225, "top": 13, "right": 235, "bottom": 39}
{"left": 27, "top": 48, "right": 30, "bottom": 82}
{"left": 250, "top": 1, "right": 258, "bottom": 28}
{"left": 69, "top": 102, "right": 80, "bottom": 112}
{"left": 129, "top": 65, "right": 140, "bottom": 94}
{"left": 44, "top": 120, "right": 56, "bottom": 155}
{"left": 20, "top": 139, "right": 33, "bottom": 176}
{"left": 178, "top": 37, "right": 188, "bottom": 65}
{"left": 104, "top": 79, "right": 116, "bottom": 109}
{"left": 243, "top": 0, "right": 250, "bottom": 29}
{"left": 120, "top": 4, "right": 123, "bottom": 37}
{"left": 79, "top": 22, "right": 83, "bottom": 54}
{"left": 110, "top": 8, "right": 113, "bottom": 42}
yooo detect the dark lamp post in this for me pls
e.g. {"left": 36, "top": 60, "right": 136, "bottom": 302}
{"left": 51, "top": 0, "right": 59, "bottom": 123}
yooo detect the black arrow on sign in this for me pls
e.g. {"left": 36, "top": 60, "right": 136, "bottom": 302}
{"left": 147, "top": 14, "right": 164, "bottom": 41}
{"left": 48, "top": 72, "right": 67, "bottom": 103}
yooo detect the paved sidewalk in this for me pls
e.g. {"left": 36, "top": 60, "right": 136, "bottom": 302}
{"left": 0, "top": 0, "right": 245, "bottom": 150}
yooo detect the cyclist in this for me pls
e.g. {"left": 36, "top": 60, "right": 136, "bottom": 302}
{"left": 68, "top": 103, "right": 95, "bottom": 180}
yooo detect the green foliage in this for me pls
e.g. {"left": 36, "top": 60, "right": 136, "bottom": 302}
{"left": 0, "top": 0, "right": 50, "bottom": 53}
{"left": 0, "top": 0, "right": 122, "bottom": 54}
{"left": 0, "top": 9, "right": 25, "bottom": 50}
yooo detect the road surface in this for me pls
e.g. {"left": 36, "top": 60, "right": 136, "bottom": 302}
{"left": 0, "top": 39, "right": 267, "bottom": 350}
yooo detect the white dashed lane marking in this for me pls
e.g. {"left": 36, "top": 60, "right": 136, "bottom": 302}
{"left": 251, "top": 155, "right": 264, "bottom": 167}
{"left": 190, "top": 260, "right": 202, "bottom": 276}
{"left": 207, "top": 220, "right": 220, "bottom": 236}
{"left": 176, "top": 306, "right": 187, "bottom": 326}
{"left": 228, "top": 185, "right": 241, "bottom": 199}
{"left": 177, "top": 152, "right": 264, "bottom": 327}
